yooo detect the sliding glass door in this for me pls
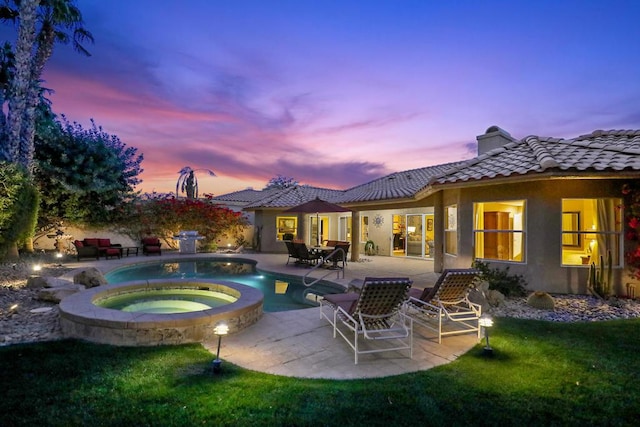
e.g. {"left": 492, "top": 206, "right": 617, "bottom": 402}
{"left": 406, "top": 214, "right": 423, "bottom": 257}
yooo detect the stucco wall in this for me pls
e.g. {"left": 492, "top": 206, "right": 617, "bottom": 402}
{"left": 444, "top": 178, "right": 626, "bottom": 294}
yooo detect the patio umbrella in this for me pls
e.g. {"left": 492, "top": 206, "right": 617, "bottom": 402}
{"left": 283, "top": 197, "right": 351, "bottom": 246}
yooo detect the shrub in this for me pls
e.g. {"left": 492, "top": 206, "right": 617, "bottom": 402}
{"left": 0, "top": 162, "right": 39, "bottom": 259}
{"left": 473, "top": 260, "right": 527, "bottom": 297}
{"left": 111, "top": 192, "right": 249, "bottom": 250}
{"left": 526, "top": 291, "right": 555, "bottom": 310}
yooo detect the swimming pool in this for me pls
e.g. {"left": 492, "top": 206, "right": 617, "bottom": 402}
{"left": 105, "top": 257, "right": 344, "bottom": 312}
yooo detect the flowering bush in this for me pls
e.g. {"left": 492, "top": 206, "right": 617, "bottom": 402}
{"left": 112, "top": 192, "right": 249, "bottom": 250}
{"left": 622, "top": 182, "right": 640, "bottom": 280}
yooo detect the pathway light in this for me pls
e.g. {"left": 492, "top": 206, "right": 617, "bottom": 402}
{"left": 212, "top": 322, "right": 229, "bottom": 374}
{"left": 478, "top": 314, "right": 494, "bottom": 356}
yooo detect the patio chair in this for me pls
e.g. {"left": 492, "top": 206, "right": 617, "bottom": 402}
{"left": 141, "top": 237, "right": 162, "bottom": 255}
{"left": 324, "top": 242, "right": 350, "bottom": 269}
{"left": 72, "top": 240, "right": 100, "bottom": 261}
{"left": 320, "top": 277, "right": 413, "bottom": 364}
{"left": 285, "top": 240, "right": 301, "bottom": 265}
{"left": 404, "top": 269, "right": 481, "bottom": 343}
{"left": 294, "top": 242, "right": 321, "bottom": 266}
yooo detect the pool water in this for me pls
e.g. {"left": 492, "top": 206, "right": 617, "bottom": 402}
{"left": 95, "top": 289, "right": 237, "bottom": 314}
{"left": 105, "top": 258, "right": 344, "bottom": 312}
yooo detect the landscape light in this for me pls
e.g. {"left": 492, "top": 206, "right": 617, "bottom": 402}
{"left": 478, "top": 314, "right": 494, "bottom": 356}
{"left": 212, "top": 323, "right": 229, "bottom": 374}
{"left": 32, "top": 264, "right": 42, "bottom": 272}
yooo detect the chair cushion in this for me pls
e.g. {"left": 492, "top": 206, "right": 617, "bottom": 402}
{"left": 84, "top": 238, "right": 99, "bottom": 247}
{"left": 142, "top": 238, "right": 160, "bottom": 245}
{"left": 98, "top": 238, "right": 111, "bottom": 247}
{"left": 323, "top": 292, "right": 360, "bottom": 314}
{"left": 409, "top": 286, "right": 434, "bottom": 301}
{"left": 74, "top": 240, "right": 83, "bottom": 248}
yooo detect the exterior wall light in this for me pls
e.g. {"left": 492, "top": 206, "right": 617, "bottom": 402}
{"left": 478, "top": 314, "right": 494, "bottom": 356}
{"left": 212, "top": 323, "right": 229, "bottom": 374}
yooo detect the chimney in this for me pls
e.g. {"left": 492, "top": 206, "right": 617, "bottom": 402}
{"left": 476, "top": 126, "right": 515, "bottom": 155}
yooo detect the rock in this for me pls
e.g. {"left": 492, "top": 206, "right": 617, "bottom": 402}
{"left": 73, "top": 267, "right": 107, "bottom": 288}
{"left": 27, "top": 276, "right": 73, "bottom": 289}
{"left": 468, "top": 287, "right": 490, "bottom": 311}
{"left": 37, "top": 284, "right": 86, "bottom": 303}
{"left": 468, "top": 282, "right": 505, "bottom": 308}
{"left": 486, "top": 289, "right": 505, "bottom": 307}
{"left": 26, "top": 276, "right": 48, "bottom": 289}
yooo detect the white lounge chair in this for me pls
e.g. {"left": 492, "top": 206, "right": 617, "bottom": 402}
{"left": 404, "top": 269, "right": 481, "bottom": 343}
{"left": 320, "top": 277, "right": 413, "bottom": 364}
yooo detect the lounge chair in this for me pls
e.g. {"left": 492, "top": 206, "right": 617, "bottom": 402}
{"left": 320, "top": 277, "right": 413, "bottom": 364}
{"left": 404, "top": 269, "right": 481, "bottom": 343}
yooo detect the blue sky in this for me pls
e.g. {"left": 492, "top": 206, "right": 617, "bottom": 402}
{"left": 22, "top": 0, "right": 640, "bottom": 195}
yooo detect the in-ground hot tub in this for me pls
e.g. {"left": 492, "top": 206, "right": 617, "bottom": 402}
{"left": 59, "top": 279, "right": 263, "bottom": 346}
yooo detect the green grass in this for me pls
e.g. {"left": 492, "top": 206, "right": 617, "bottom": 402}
{"left": 1, "top": 318, "right": 639, "bottom": 426}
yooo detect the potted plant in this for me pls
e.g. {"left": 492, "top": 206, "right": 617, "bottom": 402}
{"left": 364, "top": 240, "right": 376, "bottom": 256}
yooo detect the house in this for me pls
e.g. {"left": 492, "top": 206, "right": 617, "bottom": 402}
{"left": 231, "top": 126, "right": 640, "bottom": 295}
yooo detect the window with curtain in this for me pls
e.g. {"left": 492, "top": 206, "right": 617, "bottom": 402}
{"left": 445, "top": 205, "right": 458, "bottom": 255}
{"left": 473, "top": 200, "right": 526, "bottom": 262}
{"left": 561, "top": 199, "right": 622, "bottom": 266}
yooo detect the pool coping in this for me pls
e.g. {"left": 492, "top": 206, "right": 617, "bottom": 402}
{"left": 59, "top": 279, "right": 264, "bottom": 346}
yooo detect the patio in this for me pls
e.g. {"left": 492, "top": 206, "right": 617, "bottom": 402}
{"left": 70, "top": 252, "right": 479, "bottom": 379}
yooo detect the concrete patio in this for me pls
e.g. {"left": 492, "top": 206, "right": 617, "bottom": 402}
{"left": 68, "top": 252, "right": 479, "bottom": 379}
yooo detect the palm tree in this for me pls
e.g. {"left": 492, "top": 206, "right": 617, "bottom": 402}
{"left": 2, "top": 0, "right": 93, "bottom": 174}
{"left": 0, "top": 0, "right": 92, "bottom": 256}
{"left": 176, "top": 166, "right": 216, "bottom": 199}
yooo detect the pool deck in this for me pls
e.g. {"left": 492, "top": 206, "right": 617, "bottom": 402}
{"left": 67, "top": 252, "right": 478, "bottom": 380}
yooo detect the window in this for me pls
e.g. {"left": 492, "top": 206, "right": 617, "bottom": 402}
{"left": 361, "top": 216, "right": 369, "bottom": 242}
{"left": 276, "top": 216, "right": 297, "bottom": 241}
{"left": 445, "top": 205, "right": 458, "bottom": 255}
{"left": 474, "top": 200, "right": 525, "bottom": 262}
{"left": 561, "top": 199, "right": 622, "bottom": 266}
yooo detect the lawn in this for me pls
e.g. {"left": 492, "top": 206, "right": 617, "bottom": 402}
{"left": 1, "top": 317, "right": 638, "bottom": 426}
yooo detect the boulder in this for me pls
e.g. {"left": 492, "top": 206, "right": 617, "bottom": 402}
{"left": 26, "top": 276, "right": 48, "bottom": 289}
{"left": 26, "top": 276, "right": 74, "bottom": 289}
{"left": 73, "top": 267, "right": 108, "bottom": 288}
{"left": 468, "top": 281, "right": 505, "bottom": 308}
{"left": 486, "top": 289, "right": 505, "bottom": 307}
{"left": 37, "top": 284, "right": 86, "bottom": 303}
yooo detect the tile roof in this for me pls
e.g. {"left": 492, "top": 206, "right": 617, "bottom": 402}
{"left": 222, "top": 129, "right": 640, "bottom": 210}
{"left": 431, "top": 129, "right": 640, "bottom": 185}
{"left": 335, "top": 162, "right": 465, "bottom": 203}
{"left": 211, "top": 188, "right": 281, "bottom": 203}
{"left": 243, "top": 185, "right": 346, "bottom": 209}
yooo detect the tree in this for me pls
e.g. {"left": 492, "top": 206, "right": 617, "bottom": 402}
{"left": 0, "top": 0, "right": 92, "bottom": 256}
{"left": 264, "top": 175, "right": 298, "bottom": 190}
{"left": 112, "top": 193, "right": 248, "bottom": 251}
{"left": 176, "top": 166, "right": 216, "bottom": 199}
{"left": 1, "top": 0, "right": 93, "bottom": 174}
{"left": 34, "top": 114, "right": 143, "bottom": 229}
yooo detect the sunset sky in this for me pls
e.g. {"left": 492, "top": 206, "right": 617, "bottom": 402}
{"left": 14, "top": 0, "right": 640, "bottom": 195}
